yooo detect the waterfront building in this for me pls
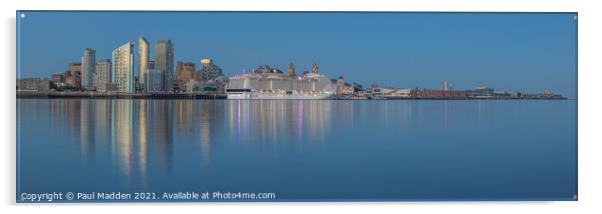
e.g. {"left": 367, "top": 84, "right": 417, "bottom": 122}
{"left": 94, "top": 59, "right": 111, "bottom": 91}
{"left": 174, "top": 61, "right": 196, "bottom": 92}
{"left": 366, "top": 87, "right": 411, "bottom": 99}
{"left": 17, "top": 78, "right": 50, "bottom": 91}
{"left": 155, "top": 40, "right": 174, "bottom": 92}
{"left": 112, "top": 42, "right": 134, "bottom": 93}
{"left": 138, "top": 37, "right": 149, "bottom": 85}
{"left": 186, "top": 79, "right": 201, "bottom": 93}
{"left": 410, "top": 88, "right": 467, "bottom": 99}
{"left": 144, "top": 69, "right": 163, "bottom": 92}
{"left": 185, "top": 79, "right": 222, "bottom": 94}
{"left": 63, "top": 63, "right": 81, "bottom": 89}
{"left": 382, "top": 88, "right": 412, "bottom": 99}
{"left": 199, "top": 58, "right": 224, "bottom": 83}
{"left": 51, "top": 73, "right": 63, "bottom": 83}
{"left": 335, "top": 76, "right": 355, "bottom": 95}
{"left": 81, "top": 48, "right": 96, "bottom": 90}
{"left": 466, "top": 86, "right": 495, "bottom": 98}
{"left": 50, "top": 73, "right": 64, "bottom": 88}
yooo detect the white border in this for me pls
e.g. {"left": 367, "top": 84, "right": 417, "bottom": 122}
{"left": 3, "top": 0, "right": 601, "bottom": 213}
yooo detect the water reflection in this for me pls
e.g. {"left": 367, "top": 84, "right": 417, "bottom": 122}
{"left": 136, "top": 100, "right": 148, "bottom": 188}
{"left": 227, "top": 100, "right": 332, "bottom": 146}
{"left": 47, "top": 99, "right": 507, "bottom": 190}
{"left": 21, "top": 99, "right": 575, "bottom": 198}
{"left": 111, "top": 100, "right": 133, "bottom": 186}
{"left": 51, "top": 100, "right": 489, "bottom": 164}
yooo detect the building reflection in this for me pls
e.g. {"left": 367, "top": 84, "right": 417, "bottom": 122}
{"left": 79, "top": 100, "right": 95, "bottom": 164}
{"left": 175, "top": 100, "right": 195, "bottom": 139}
{"left": 49, "top": 99, "right": 83, "bottom": 145}
{"left": 60, "top": 99, "right": 341, "bottom": 190}
{"left": 111, "top": 99, "right": 134, "bottom": 186}
{"left": 199, "top": 101, "right": 213, "bottom": 163}
{"left": 136, "top": 100, "right": 148, "bottom": 188}
{"left": 147, "top": 100, "right": 174, "bottom": 171}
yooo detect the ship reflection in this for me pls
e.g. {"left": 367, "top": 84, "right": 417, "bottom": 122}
{"left": 228, "top": 100, "right": 332, "bottom": 147}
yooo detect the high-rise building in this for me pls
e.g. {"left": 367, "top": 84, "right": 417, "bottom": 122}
{"left": 138, "top": 37, "right": 149, "bottom": 85}
{"left": 155, "top": 40, "right": 174, "bottom": 91}
{"left": 174, "top": 61, "right": 196, "bottom": 92}
{"left": 81, "top": 48, "right": 96, "bottom": 90}
{"left": 95, "top": 59, "right": 112, "bottom": 91}
{"left": 112, "top": 42, "right": 134, "bottom": 93}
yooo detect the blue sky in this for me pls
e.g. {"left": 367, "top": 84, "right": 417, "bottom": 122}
{"left": 17, "top": 11, "right": 577, "bottom": 97}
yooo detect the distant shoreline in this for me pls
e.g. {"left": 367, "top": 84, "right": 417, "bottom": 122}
{"left": 16, "top": 91, "right": 568, "bottom": 100}
{"left": 16, "top": 91, "right": 227, "bottom": 99}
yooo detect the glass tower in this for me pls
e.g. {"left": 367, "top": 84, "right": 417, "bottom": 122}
{"left": 81, "top": 48, "right": 96, "bottom": 90}
{"left": 155, "top": 40, "right": 174, "bottom": 92}
{"left": 138, "top": 37, "right": 149, "bottom": 86}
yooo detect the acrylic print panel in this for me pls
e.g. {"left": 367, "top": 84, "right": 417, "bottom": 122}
{"left": 16, "top": 11, "right": 577, "bottom": 202}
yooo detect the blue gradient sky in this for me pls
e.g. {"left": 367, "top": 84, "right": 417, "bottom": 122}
{"left": 17, "top": 11, "right": 577, "bottom": 97}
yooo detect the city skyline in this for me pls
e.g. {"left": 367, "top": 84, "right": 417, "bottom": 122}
{"left": 17, "top": 11, "right": 577, "bottom": 96}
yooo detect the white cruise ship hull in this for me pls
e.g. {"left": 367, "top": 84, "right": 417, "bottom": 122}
{"left": 228, "top": 92, "right": 334, "bottom": 100}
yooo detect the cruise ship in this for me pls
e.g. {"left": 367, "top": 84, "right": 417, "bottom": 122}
{"left": 226, "top": 63, "right": 336, "bottom": 99}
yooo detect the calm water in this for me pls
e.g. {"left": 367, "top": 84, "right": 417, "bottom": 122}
{"left": 17, "top": 99, "right": 577, "bottom": 201}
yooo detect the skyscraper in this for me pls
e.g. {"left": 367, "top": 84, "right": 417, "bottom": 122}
{"left": 112, "top": 42, "right": 134, "bottom": 93}
{"left": 94, "top": 59, "right": 111, "bottom": 91}
{"left": 138, "top": 37, "right": 149, "bottom": 85}
{"left": 81, "top": 48, "right": 96, "bottom": 90}
{"left": 155, "top": 40, "right": 174, "bottom": 92}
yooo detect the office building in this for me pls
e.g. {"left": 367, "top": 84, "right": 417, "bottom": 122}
{"left": 95, "top": 59, "right": 112, "bottom": 91}
{"left": 138, "top": 37, "right": 149, "bottom": 85}
{"left": 144, "top": 69, "right": 163, "bottom": 92}
{"left": 64, "top": 63, "right": 81, "bottom": 89}
{"left": 155, "top": 40, "right": 174, "bottom": 91}
{"left": 81, "top": 48, "right": 96, "bottom": 90}
{"left": 112, "top": 42, "right": 134, "bottom": 93}
{"left": 174, "top": 61, "right": 196, "bottom": 92}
